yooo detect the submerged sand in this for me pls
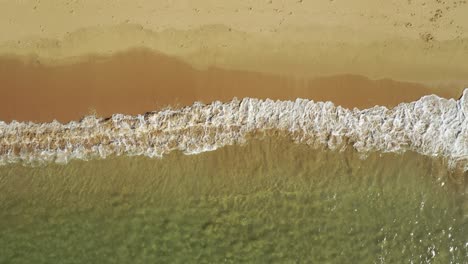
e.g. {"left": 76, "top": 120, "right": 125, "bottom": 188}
{"left": 0, "top": 138, "right": 466, "bottom": 262}
{"left": 0, "top": 2, "right": 467, "bottom": 262}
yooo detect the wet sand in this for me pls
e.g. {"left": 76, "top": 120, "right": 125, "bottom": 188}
{"left": 2, "top": 24, "right": 468, "bottom": 89}
{"left": 1, "top": 1, "right": 467, "bottom": 123}
{"left": 0, "top": 49, "right": 455, "bottom": 123}
{"left": 1, "top": 0, "right": 468, "bottom": 87}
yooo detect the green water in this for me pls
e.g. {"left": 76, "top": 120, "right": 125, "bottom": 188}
{"left": 0, "top": 137, "right": 466, "bottom": 263}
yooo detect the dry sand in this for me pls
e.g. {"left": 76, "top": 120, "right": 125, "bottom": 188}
{"left": 0, "top": 1, "right": 467, "bottom": 122}
{"left": 1, "top": 0, "right": 467, "bottom": 42}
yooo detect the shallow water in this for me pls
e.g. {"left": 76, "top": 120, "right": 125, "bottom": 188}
{"left": 0, "top": 137, "right": 466, "bottom": 263}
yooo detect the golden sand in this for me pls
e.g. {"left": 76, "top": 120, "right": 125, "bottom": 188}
{"left": 0, "top": 1, "right": 466, "bottom": 122}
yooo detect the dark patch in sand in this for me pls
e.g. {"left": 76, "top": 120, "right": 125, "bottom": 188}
{"left": 0, "top": 48, "right": 456, "bottom": 123}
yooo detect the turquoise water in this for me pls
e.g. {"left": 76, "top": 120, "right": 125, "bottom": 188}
{"left": 0, "top": 138, "right": 466, "bottom": 263}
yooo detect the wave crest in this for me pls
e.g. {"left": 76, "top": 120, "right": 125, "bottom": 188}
{"left": 0, "top": 89, "right": 467, "bottom": 170}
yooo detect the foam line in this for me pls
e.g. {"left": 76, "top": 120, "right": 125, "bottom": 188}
{"left": 0, "top": 89, "right": 466, "bottom": 170}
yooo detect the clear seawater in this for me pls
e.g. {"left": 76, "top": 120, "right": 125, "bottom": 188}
{"left": 0, "top": 137, "right": 466, "bottom": 263}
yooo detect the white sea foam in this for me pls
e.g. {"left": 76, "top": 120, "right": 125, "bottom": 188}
{"left": 0, "top": 89, "right": 467, "bottom": 170}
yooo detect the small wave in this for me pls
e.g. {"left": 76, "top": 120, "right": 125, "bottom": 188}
{"left": 0, "top": 89, "right": 466, "bottom": 170}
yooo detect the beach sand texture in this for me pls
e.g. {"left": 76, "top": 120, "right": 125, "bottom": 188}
{"left": 0, "top": 0, "right": 467, "bottom": 122}
{"left": 1, "top": 3, "right": 468, "bottom": 262}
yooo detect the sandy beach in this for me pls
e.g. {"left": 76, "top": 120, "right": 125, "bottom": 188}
{"left": 1, "top": 2, "right": 467, "bottom": 262}
{"left": 0, "top": 0, "right": 467, "bottom": 122}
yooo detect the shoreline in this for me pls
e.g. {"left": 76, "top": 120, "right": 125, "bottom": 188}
{"left": 1, "top": 91, "right": 466, "bottom": 171}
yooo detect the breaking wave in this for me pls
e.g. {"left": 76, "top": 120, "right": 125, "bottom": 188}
{"left": 0, "top": 89, "right": 466, "bottom": 171}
